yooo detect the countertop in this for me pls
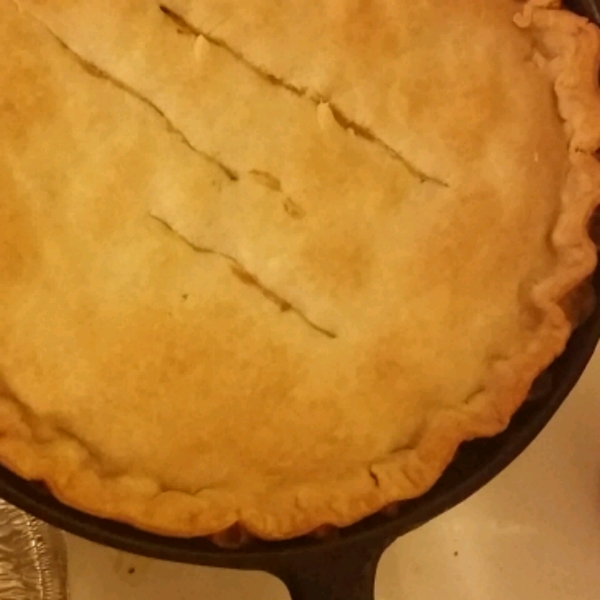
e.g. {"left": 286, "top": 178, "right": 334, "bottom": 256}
{"left": 66, "top": 349, "right": 600, "bottom": 600}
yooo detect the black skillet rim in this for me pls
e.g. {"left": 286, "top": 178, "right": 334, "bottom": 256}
{"left": 0, "top": 260, "right": 598, "bottom": 570}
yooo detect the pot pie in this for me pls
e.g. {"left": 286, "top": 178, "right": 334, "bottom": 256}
{"left": 1, "top": 0, "right": 600, "bottom": 542}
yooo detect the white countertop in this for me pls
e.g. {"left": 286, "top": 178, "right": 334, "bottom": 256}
{"left": 66, "top": 350, "right": 600, "bottom": 600}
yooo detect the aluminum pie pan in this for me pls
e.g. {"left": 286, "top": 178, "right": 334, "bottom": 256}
{"left": 0, "top": 499, "right": 68, "bottom": 600}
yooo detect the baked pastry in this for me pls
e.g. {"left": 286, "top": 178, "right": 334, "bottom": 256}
{"left": 1, "top": 0, "right": 599, "bottom": 541}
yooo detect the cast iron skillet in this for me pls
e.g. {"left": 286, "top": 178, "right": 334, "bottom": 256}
{"left": 1, "top": 2, "right": 600, "bottom": 598}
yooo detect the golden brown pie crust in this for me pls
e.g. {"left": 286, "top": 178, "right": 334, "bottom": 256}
{"left": 0, "top": 0, "right": 599, "bottom": 540}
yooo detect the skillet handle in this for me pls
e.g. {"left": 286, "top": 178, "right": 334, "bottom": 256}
{"left": 271, "top": 535, "right": 395, "bottom": 600}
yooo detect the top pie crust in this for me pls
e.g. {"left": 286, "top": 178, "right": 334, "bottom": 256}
{"left": 0, "top": 0, "right": 599, "bottom": 540}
